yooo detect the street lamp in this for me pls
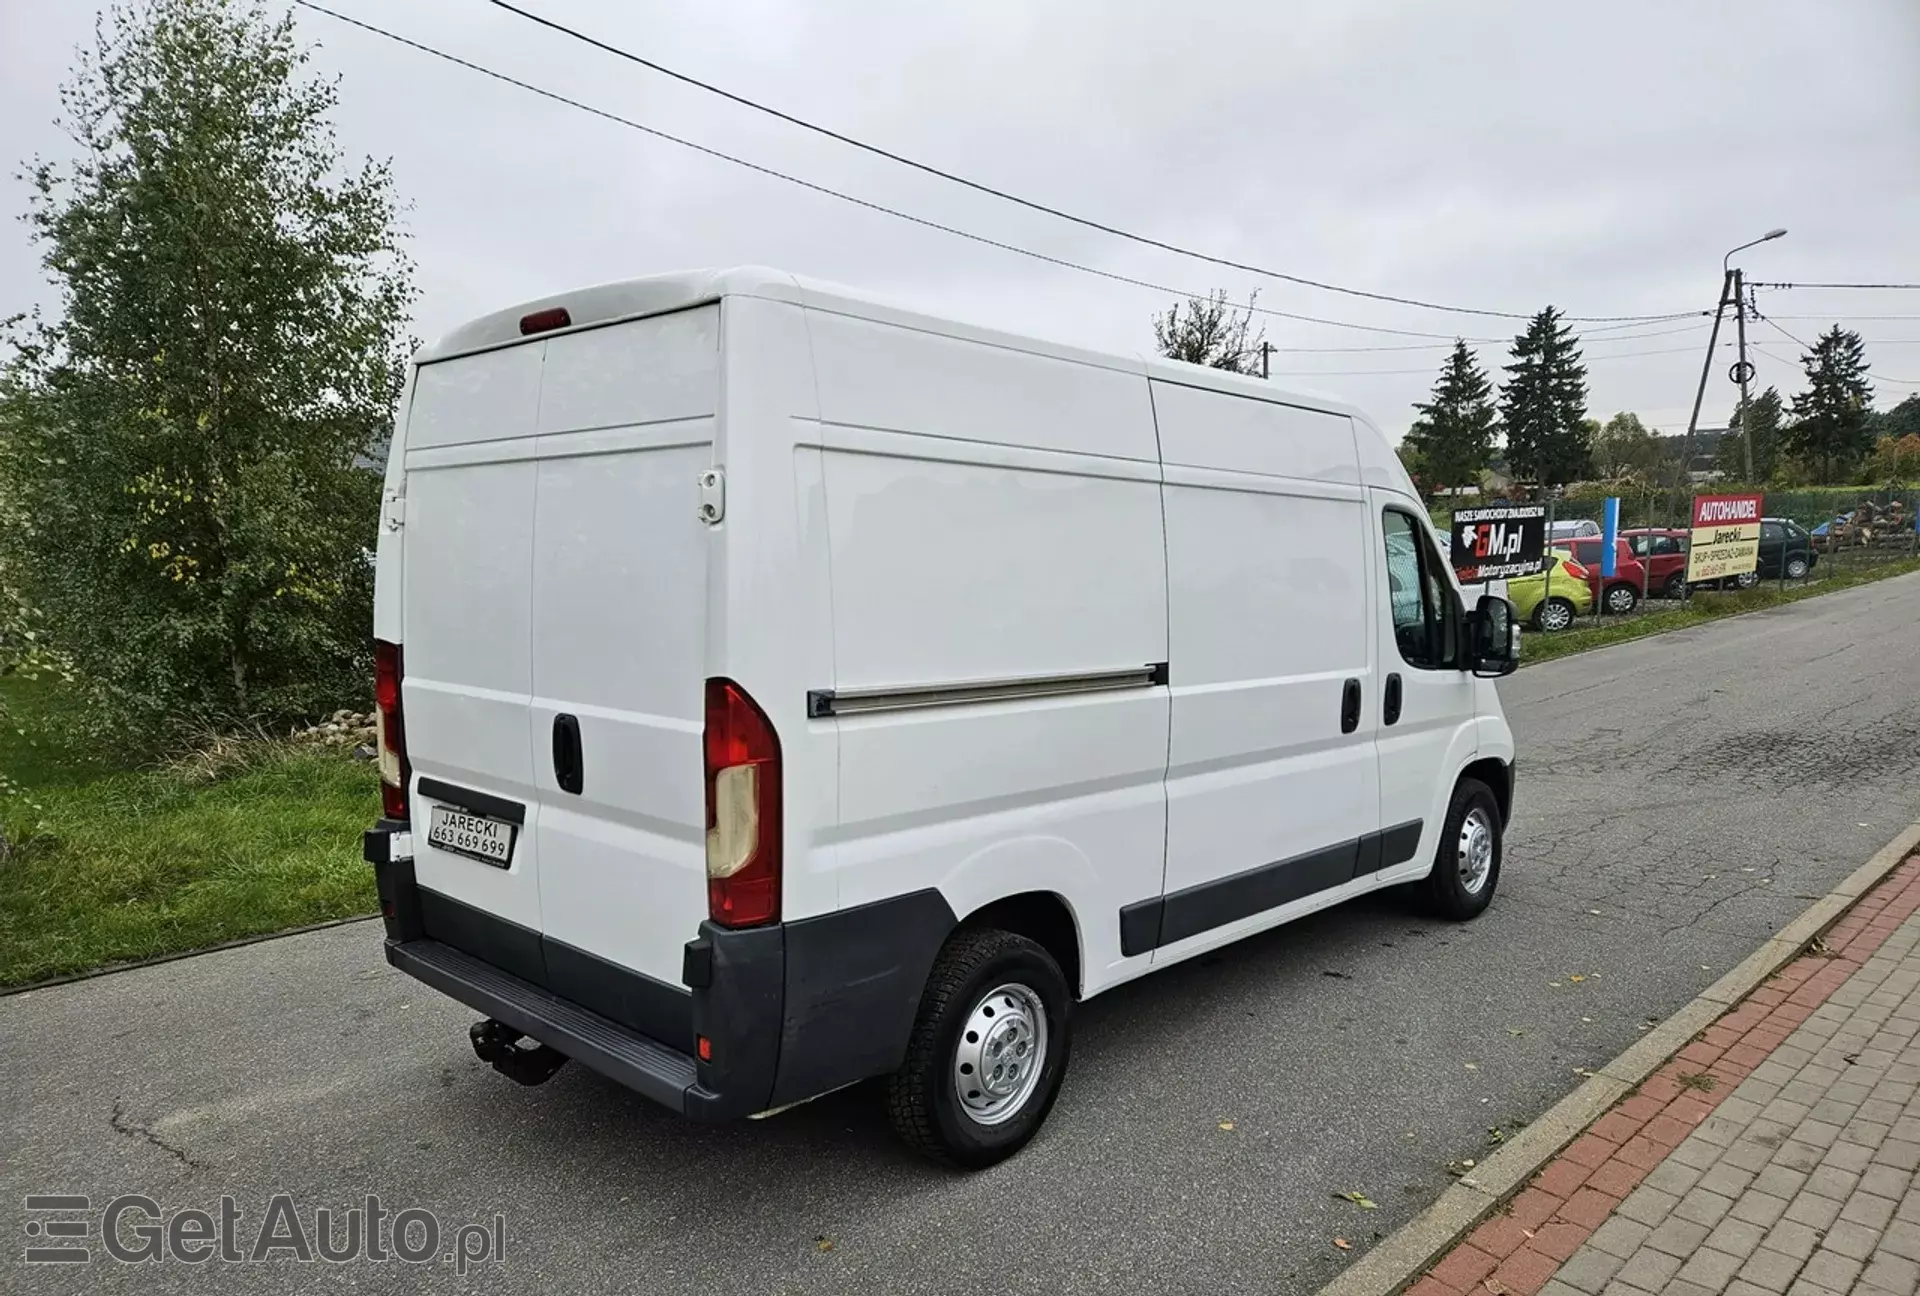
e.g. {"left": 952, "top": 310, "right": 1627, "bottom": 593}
{"left": 1683, "top": 230, "right": 1789, "bottom": 494}
{"left": 1726, "top": 229, "right": 1788, "bottom": 483}
{"left": 1726, "top": 227, "right": 1788, "bottom": 274}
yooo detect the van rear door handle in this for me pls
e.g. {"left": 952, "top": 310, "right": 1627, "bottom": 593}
{"left": 1384, "top": 673, "right": 1403, "bottom": 727}
{"left": 1340, "top": 678, "right": 1362, "bottom": 734}
{"left": 552, "top": 714, "right": 583, "bottom": 795}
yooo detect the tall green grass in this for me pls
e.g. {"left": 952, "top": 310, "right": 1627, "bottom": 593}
{"left": 0, "top": 673, "right": 378, "bottom": 986}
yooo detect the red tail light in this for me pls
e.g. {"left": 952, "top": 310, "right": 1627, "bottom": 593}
{"left": 703, "top": 678, "right": 782, "bottom": 928}
{"left": 1563, "top": 560, "right": 1591, "bottom": 581}
{"left": 374, "top": 639, "right": 410, "bottom": 821}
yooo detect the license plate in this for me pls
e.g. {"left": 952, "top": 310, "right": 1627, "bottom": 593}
{"left": 427, "top": 805, "right": 516, "bottom": 868}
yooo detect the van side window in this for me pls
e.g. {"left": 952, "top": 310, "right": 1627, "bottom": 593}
{"left": 1381, "top": 510, "right": 1459, "bottom": 670}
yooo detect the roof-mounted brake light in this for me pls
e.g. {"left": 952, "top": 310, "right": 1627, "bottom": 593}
{"left": 519, "top": 307, "right": 571, "bottom": 335}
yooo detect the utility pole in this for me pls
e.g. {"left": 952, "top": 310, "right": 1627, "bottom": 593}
{"left": 1260, "top": 340, "right": 1272, "bottom": 380}
{"left": 1733, "top": 268, "right": 1754, "bottom": 483}
{"left": 1678, "top": 270, "right": 1735, "bottom": 492}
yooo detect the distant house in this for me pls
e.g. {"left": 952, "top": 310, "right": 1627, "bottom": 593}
{"left": 1654, "top": 430, "right": 1726, "bottom": 485}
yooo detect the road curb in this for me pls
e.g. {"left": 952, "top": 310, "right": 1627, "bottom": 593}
{"left": 0, "top": 913, "right": 380, "bottom": 998}
{"left": 1316, "top": 816, "right": 1920, "bottom": 1296}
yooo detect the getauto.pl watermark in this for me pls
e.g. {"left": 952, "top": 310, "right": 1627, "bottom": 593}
{"left": 22, "top": 1194, "right": 505, "bottom": 1274}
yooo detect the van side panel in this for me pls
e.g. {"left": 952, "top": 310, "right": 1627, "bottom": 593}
{"left": 805, "top": 311, "right": 1168, "bottom": 993}
{"left": 528, "top": 307, "right": 718, "bottom": 990}
{"left": 402, "top": 353, "right": 547, "bottom": 930}
{"left": 1151, "top": 382, "right": 1381, "bottom": 961}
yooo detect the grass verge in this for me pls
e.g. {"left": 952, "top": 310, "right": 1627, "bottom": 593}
{"left": 1522, "top": 557, "right": 1920, "bottom": 666}
{"left": 0, "top": 673, "right": 377, "bottom": 987}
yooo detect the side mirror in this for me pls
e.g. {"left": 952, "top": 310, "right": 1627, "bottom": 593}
{"left": 1465, "top": 595, "right": 1520, "bottom": 677}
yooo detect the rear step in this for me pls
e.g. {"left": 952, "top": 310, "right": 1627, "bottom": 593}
{"left": 387, "top": 938, "right": 698, "bottom": 1109}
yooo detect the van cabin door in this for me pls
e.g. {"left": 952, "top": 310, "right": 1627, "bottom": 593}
{"left": 1367, "top": 494, "right": 1477, "bottom": 884}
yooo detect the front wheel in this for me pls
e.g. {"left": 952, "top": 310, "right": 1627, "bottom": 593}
{"left": 1604, "top": 583, "right": 1639, "bottom": 614}
{"left": 1534, "top": 597, "right": 1576, "bottom": 632}
{"left": 1786, "top": 555, "right": 1809, "bottom": 580}
{"left": 1425, "top": 778, "right": 1502, "bottom": 921}
{"left": 887, "top": 928, "right": 1071, "bottom": 1168}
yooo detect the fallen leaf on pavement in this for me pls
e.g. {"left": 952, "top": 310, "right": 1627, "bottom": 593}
{"left": 814, "top": 1235, "right": 834, "bottom": 1253}
{"left": 1507, "top": 1027, "right": 1526, "bottom": 1036}
{"left": 1568, "top": 973, "right": 1587, "bottom": 983}
{"left": 1486, "top": 1128, "right": 1505, "bottom": 1145}
{"left": 1218, "top": 1120, "right": 1235, "bottom": 1131}
{"left": 1333, "top": 1237, "right": 1351, "bottom": 1250}
{"left": 1464, "top": 1062, "right": 1479, "bottom": 1071}
{"left": 1332, "top": 1191, "right": 1378, "bottom": 1210}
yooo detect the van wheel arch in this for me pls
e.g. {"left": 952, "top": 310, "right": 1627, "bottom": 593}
{"left": 957, "top": 892, "right": 1083, "bottom": 1000}
{"left": 1458, "top": 756, "right": 1513, "bottom": 829}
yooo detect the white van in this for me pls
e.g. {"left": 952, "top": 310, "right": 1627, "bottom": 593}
{"left": 363, "top": 268, "right": 1519, "bottom": 1166}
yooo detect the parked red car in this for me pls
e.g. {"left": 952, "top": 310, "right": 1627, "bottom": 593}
{"left": 1557, "top": 537, "right": 1648, "bottom": 613}
{"left": 1621, "top": 528, "right": 1693, "bottom": 600}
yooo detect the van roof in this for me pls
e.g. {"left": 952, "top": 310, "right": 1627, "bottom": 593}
{"left": 415, "top": 265, "right": 1370, "bottom": 427}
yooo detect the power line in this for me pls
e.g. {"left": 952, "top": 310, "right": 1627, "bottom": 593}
{"left": 294, "top": 0, "right": 1600, "bottom": 344}
{"left": 1269, "top": 340, "right": 1732, "bottom": 379}
{"left": 1752, "top": 281, "right": 1920, "bottom": 291}
{"left": 1268, "top": 319, "right": 1711, "bottom": 355}
{"left": 478, "top": 0, "right": 1705, "bottom": 326}
{"left": 1760, "top": 314, "right": 1920, "bottom": 322}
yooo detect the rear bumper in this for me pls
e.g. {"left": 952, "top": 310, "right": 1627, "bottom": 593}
{"left": 387, "top": 936, "right": 702, "bottom": 1113}
{"left": 364, "top": 821, "right": 955, "bottom": 1121}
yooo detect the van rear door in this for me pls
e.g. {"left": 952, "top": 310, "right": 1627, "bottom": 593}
{"left": 403, "top": 343, "right": 547, "bottom": 935}
{"left": 526, "top": 307, "right": 719, "bottom": 998}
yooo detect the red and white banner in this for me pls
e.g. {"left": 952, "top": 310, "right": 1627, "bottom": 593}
{"left": 1685, "top": 493, "right": 1764, "bottom": 582}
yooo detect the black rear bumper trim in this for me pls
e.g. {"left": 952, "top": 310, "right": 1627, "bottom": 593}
{"left": 386, "top": 937, "right": 709, "bottom": 1116}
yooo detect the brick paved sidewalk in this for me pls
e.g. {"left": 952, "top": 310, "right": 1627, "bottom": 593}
{"left": 1410, "top": 856, "right": 1920, "bottom": 1296}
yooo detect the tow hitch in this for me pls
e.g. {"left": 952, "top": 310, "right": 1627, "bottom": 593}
{"left": 469, "top": 1020, "right": 570, "bottom": 1086}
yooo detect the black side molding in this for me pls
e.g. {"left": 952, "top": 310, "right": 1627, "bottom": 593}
{"left": 1118, "top": 820, "right": 1424, "bottom": 956}
{"left": 416, "top": 777, "right": 526, "bottom": 825}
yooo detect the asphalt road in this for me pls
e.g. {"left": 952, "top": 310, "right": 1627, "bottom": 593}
{"left": 8, "top": 573, "right": 1920, "bottom": 1295}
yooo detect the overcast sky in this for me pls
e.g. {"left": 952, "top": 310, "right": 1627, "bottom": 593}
{"left": 4, "top": 0, "right": 1918, "bottom": 437}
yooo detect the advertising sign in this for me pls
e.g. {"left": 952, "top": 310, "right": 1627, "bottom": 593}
{"left": 1451, "top": 505, "right": 1548, "bottom": 582}
{"left": 1684, "top": 493, "right": 1764, "bottom": 582}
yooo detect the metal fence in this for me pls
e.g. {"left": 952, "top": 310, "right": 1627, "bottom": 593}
{"left": 1495, "top": 489, "right": 1920, "bottom": 638}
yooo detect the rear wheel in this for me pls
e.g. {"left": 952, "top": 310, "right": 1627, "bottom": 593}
{"left": 887, "top": 928, "right": 1071, "bottom": 1168}
{"left": 1534, "top": 597, "right": 1576, "bottom": 633}
{"left": 1664, "top": 573, "right": 1689, "bottom": 600}
{"left": 1425, "top": 778, "right": 1502, "bottom": 921}
{"left": 1604, "top": 583, "right": 1638, "bottom": 614}
{"left": 1733, "top": 570, "right": 1761, "bottom": 590}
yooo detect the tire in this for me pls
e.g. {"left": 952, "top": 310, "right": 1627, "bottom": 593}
{"left": 1733, "top": 571, "right": 1761, "bottom": 590}
{"left": 1604, "top": 583, "right": 1638, "bottom": 614}
{"left": 887, "top": 928, "right": 1072, "bottom": 1168}
{"left": 1664, "top": 574, "right": 1689, "bottom": 601}
{"left": 1534, "top": 597, "right": 1576, "bottom": 633}
{"left": 1786, "top": 555, "right": 1809, "bottom": 580}
{"left": 1425, "top": 778, "right": 1502, "bottom": 921}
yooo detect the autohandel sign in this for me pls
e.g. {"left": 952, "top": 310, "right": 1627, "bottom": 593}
{"left": 1684, "top": 492, "right": 1764, "bottom": 582}
{"left": 1450, "top": 505, "right": 1548, "bottom": 582}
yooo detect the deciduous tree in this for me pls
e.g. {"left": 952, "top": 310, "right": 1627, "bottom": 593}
{"left": 1, "top": 0, "right": 414, "bottom": 742}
